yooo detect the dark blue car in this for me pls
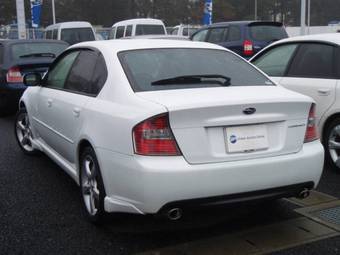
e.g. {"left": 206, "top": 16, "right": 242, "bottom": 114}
{"left": 191, "top": 21, "right": 288, "bottom": 59}
{"left": 0, "top": 39, "right": 68, "bottom": 116}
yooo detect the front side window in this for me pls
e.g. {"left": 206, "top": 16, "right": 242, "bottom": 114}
{"left": 119, "top": 48, "right": 273, "bottom": 92}
{"left": 109, "top": 27, "right": 116, "bottom": 39}
{"left": 46, "top": 51, "right": 79, "bottom": 89}
{"left": 252, "top": 44, "right": 298, "bottom": 77}
{"left": 125, "top": 25, "right": 133, "bottom": 37}
{"left": 287, "top": 43, "right": 335, "bottom": 79}
{"left": 52, "top": 29, "right": 58, "bottom": 40}
{"left": 191, "top": 29, "right": 208, "bottom": 41}
{"left": 207, "top": 28, "right": 228, "bottom": 43}
{"left": 116, "top": 26, "right": 125, "bottom": 38}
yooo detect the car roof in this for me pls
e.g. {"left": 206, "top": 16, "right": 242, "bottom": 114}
{"left": 269, "top": 33, "right": 340, "bottom": 46}
{"left": 0, "top": 39, "right": 68, "bottom": 46}
{"left": 45, "top": 21, "right": 93, "bottom": 30}
{"left": 70, "top": 39, "right": 228, "bottom": 53}
{"left": 205, "top": 20, "right": 283, "bottom": 28}
{"left": 123, "top": 35, "right": 189, "bottom": 40}
{"left": 112, "top": 18, "right": 165, "bottom": 27}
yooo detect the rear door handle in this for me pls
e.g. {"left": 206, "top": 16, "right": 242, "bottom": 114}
{"left": 73, "top": 107, "right": 81, "bottom": 118}
{"left": 318, "top": 89, "right": 331, "bottom": 96}
{"left": 47, "top": 99, "right": 53, "bottom": 107}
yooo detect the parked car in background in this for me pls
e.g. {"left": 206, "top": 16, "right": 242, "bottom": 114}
{"left": 45, "top": 22, "right": 96, "bottom": 45}
{"left": 109, "top": 18, "right": 166, "bottom": 39}
{"left": 0, "top": 39, "right": 68, "bottom": 115}
{"left": 191, "top": 21, "right": 288, "bottom": 59}
{"left": 250, "top": 33, "right": 340, "bottom": 171}
{"left": 16, "top": 39, "right": 323, "bottom": 223}
{"left": 169, "top": 24, "right": 200, "bottom": 37}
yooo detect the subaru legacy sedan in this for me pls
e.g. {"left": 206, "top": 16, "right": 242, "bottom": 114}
{"left": 16, "top": 40, "right": 324, "bottom": 222}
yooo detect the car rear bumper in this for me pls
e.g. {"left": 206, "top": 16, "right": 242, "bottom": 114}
{"left": 97, "top": 140, "right": 324, "bottom": 214}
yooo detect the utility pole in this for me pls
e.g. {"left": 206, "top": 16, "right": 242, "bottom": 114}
{"left": 52, "top": 0, "right": 56, "bottom": 24}
{"left": 300, "top": 0, "right": 306, "bottom": 35}
{"left": 307, "top": 0, "right": 311, "bottom": 34}
{"left": 255, "top": 0, "right": 258, "bottom": 21}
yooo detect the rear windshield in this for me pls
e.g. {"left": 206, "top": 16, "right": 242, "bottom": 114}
{"left": 61, "top": 28, "right": 95, "bottom": 45}
{"left": 11, "top": 43, "right": 67, "bottom": 60}
{"left": 249, "top": 25, "right": 287, "bottom": 42}
{"left": 135, "top": 25, "right": 165, "bottom": 35}
{"left": 119, "top": 48, "right": 273, "bottom": 92}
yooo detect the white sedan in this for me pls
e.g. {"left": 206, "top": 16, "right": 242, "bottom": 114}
{"left": 15, "top": 39, "right": 324, "bottom": 222}
{"left": 251, "top": 34, "right": 340, "bottom": 171}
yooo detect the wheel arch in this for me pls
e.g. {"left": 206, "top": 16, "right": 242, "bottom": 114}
{"left": 321, "top": 112, "right": 340, "bottom": 143}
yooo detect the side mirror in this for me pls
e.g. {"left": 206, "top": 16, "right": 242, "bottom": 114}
{"left": 23, "top": 73, "right": 42, "bottom": 87}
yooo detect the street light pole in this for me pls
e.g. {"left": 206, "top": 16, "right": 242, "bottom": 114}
{"left": 307, "top": 0, "right": 311, "bottom": 34}
{"left": 52, "top": 0, "right": 56, "bottom": 24}
{"left": 300, "top": 0, "right": 306, "bottom": 35}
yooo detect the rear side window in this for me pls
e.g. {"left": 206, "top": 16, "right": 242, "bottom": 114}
{"left": 249, "top": 25, "right": 287, "bottom": 42}
{"left": 65, "top": 50, "right": 107, "bottom": 95}
{"left": 207, "top": 28, "right": 228, "bottom": 43}
{"left": 61, "top": 28, "right": 95, "bottom": 45}
{"left": 287, "top": 43, "right": 335, "bottom": 79}
{"left": 252, "top": 44, "right": 298, "bottom": 77}
{"left": 227, "top": 26, "right": 241, "bottom": 41}
{"left": 119, "top": 48, "right": 273, "bottom": 92}
{"left": 191, "top": 29, "right": 208, "bottom": 41}
{"left": 116, "top": 26, "right": 125, "bottom": 38}
{"left": 135, "top": 25, "right": 165, "bottom": 35}
{"left": 125, "top": 25, "right": 133, "bottom": 37}
{"left": 52, "top": 29, "right": 58, "bottom": 40}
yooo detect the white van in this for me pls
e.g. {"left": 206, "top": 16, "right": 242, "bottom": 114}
{"left": 45, "top": 21, "right": 96, "bottom": 45}
{"left": 170, "top": 24, "right": 201, "bottom": 37}
{"left": 109, "top": 18, "right": 166, "bottom": 39}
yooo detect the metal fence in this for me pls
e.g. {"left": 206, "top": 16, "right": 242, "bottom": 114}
{"left": 0, "top": 28, "right": 112, "bottom": 40}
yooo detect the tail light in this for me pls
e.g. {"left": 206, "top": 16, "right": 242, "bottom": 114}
{"left": 304, "top": 104, "right": 318, "bottom": 143}
{"left": 133, "top": 113, "right": 181, "bottom": 156}
{"left": 243, "top": 40, "right": 254, "bottom": 56}
{"left": 6, "top": 66, "right": 23, "bottom": 83}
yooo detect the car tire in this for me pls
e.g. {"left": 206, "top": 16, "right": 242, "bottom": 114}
{"left": 79, "top": 146, "right": 106, "bottom": 223}
{"left": 14, "top": 108, "right": 39, "bottom": 155}
{"left": 324, "top": 117, "right": 340, "bottom": 172}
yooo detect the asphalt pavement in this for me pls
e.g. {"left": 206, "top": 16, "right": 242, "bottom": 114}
{"left": 1, "top": 115, "right": 340, "bottom": 255}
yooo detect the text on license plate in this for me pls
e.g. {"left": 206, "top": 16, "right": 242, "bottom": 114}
{"left": 226, "top": 124, "right": 269, "bottom": 153}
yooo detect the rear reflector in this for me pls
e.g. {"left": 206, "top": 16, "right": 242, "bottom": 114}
{"left": 304, "top": 103, "right": 318, "bottom": 143}
{"left": 133, "top": 113, "right": 181, "bottom": 156}
{"left": 243, "top": 40, "right": 254, "bottom": 56}
{"left": 6, "top": 66, "right": 23, "bottom": 83}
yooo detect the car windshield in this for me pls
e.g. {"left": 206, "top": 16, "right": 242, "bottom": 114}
{"left": 135, "top": 25, "right": 165, "bottom": 35}
{"left": 249, "top": 25, "right": 287, "bottom": 42}
{"left": 61, "top": 28, "right": 95, "bottom": 45}
{"left": 119, "top": 48, "right": 273, "bottom": 92}
{"left": 11, "top": 43, "right": 67, "bottom": 61}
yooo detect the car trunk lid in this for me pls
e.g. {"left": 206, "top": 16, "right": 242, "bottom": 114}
{"left": 136, "top": 86, "right": 311, "bottom": 164}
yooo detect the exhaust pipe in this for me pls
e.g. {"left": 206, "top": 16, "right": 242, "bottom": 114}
{"left": 298, "top": 189, "right": 310, "bottom": 199}
{"left": 167, "top": 208, "right": 182, "bottom": 221}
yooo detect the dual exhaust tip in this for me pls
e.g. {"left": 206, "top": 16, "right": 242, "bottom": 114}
{"left": 164, "top": 189, "right": 310, "bottom": 221}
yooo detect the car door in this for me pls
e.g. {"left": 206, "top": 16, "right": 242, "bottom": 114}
{"left": 36, "top": 49, "right": 99, "bottom": 164}
{"left": 279, "top": 43, "right": 338, "bottom": 125}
